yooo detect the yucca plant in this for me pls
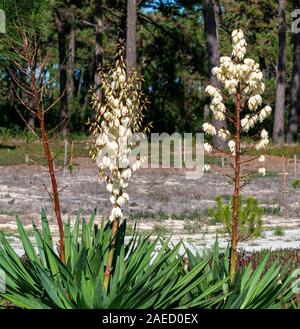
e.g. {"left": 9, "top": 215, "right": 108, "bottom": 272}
{"left": 0, "top": 211, "right": 228, "bottom": 309}
{"left": 185, "top": 239, "right": 296, "bottom": 309}
{"left": 203, "top": 29, "right": 272, "bottom": 277}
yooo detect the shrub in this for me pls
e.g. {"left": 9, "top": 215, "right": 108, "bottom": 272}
{"left": 274, "top": 227, "right": 285, "bottom": 237}
{"left": 208, "top": 196, "right": 263, "bottom": 240}
{"left": 237, "top": 248, "right": 300, "bottom": 275}
{"left": 291, "top": 179, "right": 300, "bottom": 190}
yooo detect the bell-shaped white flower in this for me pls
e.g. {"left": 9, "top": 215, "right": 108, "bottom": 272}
{"left": 258, "top": 167, "right": 266, "bottom": 176}
{"left": 204, "top": 143, "right": 212, "bottom": 153}
{"left": 228, "top": 140, "right": 236, "bottom": 155}
{"left": 109, "top": 206, "right": 123, "bottom": 221}
{"left": 218, "top": 128, "right": 230, "bottom": 141}
{"left": 259, "top": 105, "right": 272, "bottom": 122}
{"left": 202, "top": 122, "right": 216, "bottom": 135}
{"left": 121, "top": 116, "right": 130, "bottom": 126}
{"left": 117, "top": 196, "right": 126, "bottom": 207}
{"left": 121, "top": 168, "right": 132, "bottom": 180}
{"left": 103, "top": 156, "right": 110, "bottom": 168}
{"left": 132, "top": 160, "right": 141, "bottom": 172}
{"left": 204, "top": 164, "right": 211, "bottom": 172}
{"left": 107, "top": 141, "right": 118, "bottom": 152}
{"left": 122, "top": 193, "right": 129, "bottom": 202}
{"left": 248, "top": 94, "right": 262, "bottom": 111}
{"left": 110, "top": 195, "right": 116, "bottom": 204}
{"left": 261, "top": 129, "right": 268, "bottom": 139}
{"left": 106, "top": 183, "right": 113, "bottom": 193}
{"left": 96, "top": 134, "right": 108, "bottom": 146}
{"left": 112, "top": 98, "right": 119, "bottom": 108}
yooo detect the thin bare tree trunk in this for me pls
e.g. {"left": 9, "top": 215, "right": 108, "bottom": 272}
{"left": 24, "top": 39, "right": 65, "bottom": 263}
{"left": 9, "top": 78, "right": 15, "bottom": 112}
{"left": 230, "top": 83, "right": 241, "bottom": 279}
{"left": 55, "top": 10, "right": 69, "bottom": 139}
{"left": 273, "top": 0, "right": 286, "bottom": 145}
{"left": 28, "top": 56, "right": 36, "bottom": 129}
{"left": 39, "top": 120, "right": 65, "bottom": 264}
{"left": 94, "top": 0, "right": 104, "bottom": 99}
{"left": 203, "top": 0, "right": 227, "bottom": 149}
{"left": 77, "top": 66, "right": 84, "bottom": 96}
{"left": 287, "top": 0, "right": 300, "bottom": 144}
{"left": 126, "top": 0, "right": 137, "bottom": 75}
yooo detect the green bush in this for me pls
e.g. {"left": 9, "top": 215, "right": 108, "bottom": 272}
{"left": 274, "top": 226, "right": 285, "bottom": 237}
{"left": 291, "top": 179, "right": 300, "bottom": 190}
{"left": 208, "top": 196, "right": 263, "bottom": 240}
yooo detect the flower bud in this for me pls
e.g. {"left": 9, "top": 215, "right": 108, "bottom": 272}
{"left": 119, "top": 125, "right": 126, "bottom": 136}
{"left": 103, "top": 156, "right": 110, "bottom": 168}
{"left": 117, "top": 196, "right": 125, "bottom": 206}
{"left": 121, "top": 106, "right": 128, "bottom": 116}
{"left": 122, "top": 168, "right": 132, "bottom": 180}
{"left": 96, "top": 134, "right": 108, "bottom": 146}
{"left": 113, "top": 98, "right": 119, "bottom": 108}
{"left": 121, "top": 116, "right": 130, "bottom": 126}
{"left": 122, "top": 193, "right": 129, "bottom": 202}
{"left": 106, "top": 183, "right": 113, "bottom": 193}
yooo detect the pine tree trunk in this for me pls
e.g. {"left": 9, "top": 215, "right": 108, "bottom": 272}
{"left": 126, "top": 0, "right": 137, "bottom": 75}
{"left": 204, "top": 103, "right": 210, "bottom": 120}
{"left": 287, "top": 0, "right": 300, "bottom": 144}
{"left": 94, "top": 0, "right": 104, "bottom": 99}
{"left": 119, "top": 2, "right": 127, "bottom": 40}
{"left": 273, "top": 0, "right": 286, "bottom": 145}
{"left": 68, "top": 6, "right": 76, "bottom": 99}
{"left": 55, "top": 10, "right": 69, "bottom": 138}
{"left": 203, "top": 0, "right": 227, "bottom": 150}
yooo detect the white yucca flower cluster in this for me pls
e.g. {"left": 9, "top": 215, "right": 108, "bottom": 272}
{"left": 89, "top": 48, "right": 148, "bottom": 222}
{"left": 202, "top": 29, "right": 272, "bottom": 176}
{"left": 231, "top": 29, "right": 247, "bottom": 61}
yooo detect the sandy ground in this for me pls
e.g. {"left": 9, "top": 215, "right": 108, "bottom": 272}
{"left": 0, "top": 156, "right": 300, "bottom": 254}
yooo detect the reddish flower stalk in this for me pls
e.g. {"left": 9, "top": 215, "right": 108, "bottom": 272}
{"left": 203, "top": 29, "right": 272, "bottom": 279}
{"left": 104, "top": 218, "right": 120, "bottom": 291}
{"left": 230, "top": 83, "right": 241, "bottom": 279}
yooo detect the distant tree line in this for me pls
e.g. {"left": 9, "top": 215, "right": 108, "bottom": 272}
{"left": 0, "top": 0, "right": 300, "bottom": 146}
